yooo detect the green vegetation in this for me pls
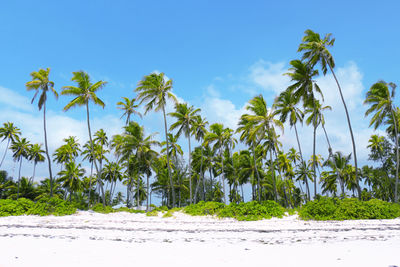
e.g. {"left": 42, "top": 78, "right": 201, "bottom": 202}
{"left": 0, "top": 198, "right": 76, "bottom": 217}
{"left": 1, "top": 29, "right": 400, "bottom": 221}
{"left": 299, "top": 197, "right": 400, "bottom": 220}
{"left": 183, "top": 200, "right": 285, "bottom": 221}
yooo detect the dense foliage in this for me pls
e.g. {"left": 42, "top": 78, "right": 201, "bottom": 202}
{"left": 0, "top": 29, "right": 400, "bottom": 218}
{"left": 299, "top": 197, "right": 400, "bottom": 220}
{"left": 0, "top": 197, "right": 76, "bottom": 216}
{"left": 183, "top": 200, "right": 285, "bottom": 221}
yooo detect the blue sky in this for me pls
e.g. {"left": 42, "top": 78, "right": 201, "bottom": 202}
{"left": 1, "top": 1, "right": 399, "bottom": 200}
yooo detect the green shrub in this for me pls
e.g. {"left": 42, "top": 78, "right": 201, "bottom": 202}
{"left": 299, "top": 197, "right": 400, "bottom": 220}
{"left": 146, "top": 210, "right": 158, "bottom": 216}
{"left": 162, "top": 207, "right": 181, "bottom": 218}
{"left": 115, "top": 207, "right": 146, "bottom": 214}
{"left": 183, "top": 201, "right": 225, "bottom": 216}
{"left": 28, "top": 197, "right": 76, "bottom": 216}
{"left": 298, "top": 197, "right": 338, "bottom": 220}
{"left": 91, "top": 203, "right": 114, "bottom": 214}
{"left": 0, "top": 198, "right": 34, "bottom": 216}
{"left": 218, "top": 201, "right": 285, "bottom": 221}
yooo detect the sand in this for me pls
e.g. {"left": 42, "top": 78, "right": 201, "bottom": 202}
{"left": 0, "top": 211, "right": 399, "bottom": 267}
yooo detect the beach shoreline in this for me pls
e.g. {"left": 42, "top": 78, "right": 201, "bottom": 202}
{"left": 1, "top": 211, "right": 399, "bottom": 267}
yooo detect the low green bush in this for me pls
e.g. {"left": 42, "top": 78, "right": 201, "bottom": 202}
{"left": 299, "top": 197, "right": 400, "bottom": 220}
{"left": 146, "top": 210, "right": 158, "bottom": 216}
{"left": 183, "top": 200, "right": 285, "bottom": 221}
{"left": 298, "top": 197, "right": 338, "bottom": 220}
{"left": 28, "top": 197, "right": 76, "bottom": 216}
{"left": 0, "top": 198, "right": 34, "bottom": 216}
{"left": 0, "top": 198, "right": 76, "bottom": 216}
{"left": 115, "top": 207, "right": 146, "bottom": 214}
{"left": 183, "top": 201, "right": 225, "bottom": 216}
{"left": 218, "top": 201, "right": 285, "bottom": 221}
{"left": 91, "top": 203, "right": 114, "bottom": 214}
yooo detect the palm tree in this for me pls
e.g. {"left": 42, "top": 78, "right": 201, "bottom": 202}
{"left": 298, "top": 29, "right": 360, "bottom": 198}
{"left": 26, "top": 68, "right": 58, "bottom": 196}
{"left": 61, "top": 70, "right": 107, "bottom": 205}
{"left": 365, "top": 81, "right": 399, "bottom": 202}
{"left": 304, "top": 99, "right": 332, "bottom": 197}
{"left": 204, "top": 123, "right": 228, "bottom": 204}
{"left": 0, "top": 122, "right": 21, "bottom": 168}
{"left": 169, "top": 102, "right": 200, "bottom": 204}
{"left": 241, "top": 95, "right": 283, "bottom": 202}
{"left": 192, "top": 116, "right": 208, "bottom": 202}
{"left": 323, "top": 151, "right": 352, "bottom": 197}
{"left": 10, "top": 136, "right": 31, "bottom": 199}
{"left": 135, "top": 72, "right": 178, "bottom": 207}
{"left": 27, "top": 143, "right": 45, "bottom": 184}
{"left": 117, "top": 97, "right": 142, "bottom": 125}
{"left": 274, "top": 88, "right": 305, "bottom": 178}
{"left": 237, "top": 115, "right": 263, "bottom": 201}
{"left": 58, "top": 161, "right": 85, "bottom": 202}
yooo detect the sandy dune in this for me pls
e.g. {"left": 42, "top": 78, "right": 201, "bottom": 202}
{"left": 0, "top": 211, "right": 399, "bottom": 266}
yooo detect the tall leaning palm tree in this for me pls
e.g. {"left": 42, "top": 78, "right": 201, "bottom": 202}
{"left": 61, "top": 70, "right": 107, "bottom": 205}
{"left": 117, "top": 97, "right": 142, "bottom": 125}
{"left": 298, "top": 29, "right": 360, "bottom": 199}
{"left": 169, "top": 102, "right": 200, "bottom": 204}
{"left": 0, "top": 122, "right": 21, "bottom": 168}
{"left": 26, "top": 68, "right": 58, "bottom": 196}
{"left": 364, "top": 81, "right": 399, "bottom": 202}
{"left": 135, "top": 72, "right": 178, "bottom": 207}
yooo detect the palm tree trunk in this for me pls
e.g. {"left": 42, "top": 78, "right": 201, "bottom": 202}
{"left": 88, "top": 161, "right": 93, "bottom": 209}
{"left": 187, "top": 134, "right": 192, "bottom": 204}
{"left": 162, "top": 106, "right": 175, "bottom": 207}
{"left": 17, "top": 157, "right": 22, "bottom": 199}
{"left": 294, "top": 125, "right": 309, "bottom": 201}
{"left": 322, "top": 124, "right": 333, "bottom": 159}
{"left": 270, "top": 150, "right": 278, "bottom": 202}
{"left": 201, "top": 146, "right": 206, "bottom": 201}
{"left": 328, "top": 63, "right": 361, "bottom": 199}
{"left": 220, "top": 145, "right": 227, "bottom": 204}
{"left": 85, "top": 102, "right": 106, "bottom": 206}
{"left": 0, "top": 139, "right": 10, "bottom": 168}
{"left": 30, "top": 162, "right": 37, "bottom": 185}
{"left": 43, "top": 103, "right": 54, "bottom": 197}
{"left": 146, "top": 174, "right": 150, "bottom": 212}
{"left": 137, "top": 176, "right": 140, "bottom": 210}
{"left": 313, "top": 124, "right": 317, "bottom": 198}
{"left": 391, "top": 109, "right": 399, "bottom": 203}
{"left": 252, "top": 144, "right": 261, "bottom": 202}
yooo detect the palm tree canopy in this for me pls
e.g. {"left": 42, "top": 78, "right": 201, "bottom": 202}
{"left": 364, "top": 80, "right": 396, "bottom": 130}
{"left": 273, "top": 88, "right": 304, "bottom": 127}
{"left": 285, "top": 59, "right": 323, "bottom": 105}
{"left": 304, "top": 99, "right": 332, "bottom": 127}
{"left": 61, "top": 71, "right": 107, "bottom": 111}
{"left": 298, "top": 29, "right": 335, "bottom": 75}
{"left": 26, "top": 68, "right": 58, "bottom": 110}
{"left": 10, "top": 136, "right": 31, "bottom": 161}
{"left": 117, "top": 97, "right": 142, "bottom": 124}
{"left": 135, "top": 72, "right": 178, "bottom": 114}
{"left": 242, "top": 94, "right": 283, "bottom": 142}
{"left": 169, "top": 102, "right": 200, "bottom": 139}
{"left": 0, "top": 122, "right": 21, "bottom": 142}
{"left": 28, "top": 144, "right": 45, "bottom": 164}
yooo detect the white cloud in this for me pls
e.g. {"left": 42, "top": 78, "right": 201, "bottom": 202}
{"left": 248, "top": 60, "right": 290, "bottom": 93}
{"left": 0, "top": 86, "right": 34, "bottom": 112}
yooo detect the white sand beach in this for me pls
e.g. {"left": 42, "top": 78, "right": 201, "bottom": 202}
{"left": 0, "top": 211, "right": 399, "bottom": 267}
